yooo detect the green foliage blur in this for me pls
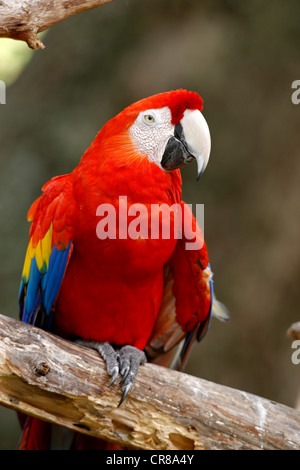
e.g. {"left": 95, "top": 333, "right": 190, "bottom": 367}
{"left": 0, "top": 0, "right": 299, "bottom": 449}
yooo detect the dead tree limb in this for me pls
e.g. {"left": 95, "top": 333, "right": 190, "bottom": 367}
{"left": 0, "top": 313, "right": 299, "bottom": 450}
{"left": 0, "top": 0, "right": 117, "bottom": 49}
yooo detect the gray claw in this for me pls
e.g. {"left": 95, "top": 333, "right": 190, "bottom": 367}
{"left": 108, "top": 366, "right": 119, "bottom": 387}
{"left": 118, "top": 384, "right": 132, "bottom": 407}
{"left": 75, "top": 340, "right": 120, "bottom": 385}
{"left": 118, "top": 345, "right": 147, "bottom": 405}
{"left": 120, "top": 366, "right": 130, "bottom": 383}
{"left": 75, "top": 339, "right": 146, "bottom": 405}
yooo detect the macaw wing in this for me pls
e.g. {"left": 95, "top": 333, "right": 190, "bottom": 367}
{"left": 145, "top": 201, "right": 228, "bottom": 370}
{"left": 19, "top": 175, "right": 74, "bottom": 331}
{"left": 145, "top": 251, "right": 213, "bottom": 371}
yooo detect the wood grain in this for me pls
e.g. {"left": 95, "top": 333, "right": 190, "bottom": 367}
{"left": 0, "top": 314, "right": 299, "bottom": 450}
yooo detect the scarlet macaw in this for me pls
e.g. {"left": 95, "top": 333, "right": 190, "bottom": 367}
{"left": 18, "top": 89, "right": 228, "bottom": 449}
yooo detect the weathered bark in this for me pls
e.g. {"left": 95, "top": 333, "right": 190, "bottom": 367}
{"left": 0, "top": 314, "right": 299, "bottom": 450}
{"left": 0, "top": 0, "right": 117, "bottom": 49}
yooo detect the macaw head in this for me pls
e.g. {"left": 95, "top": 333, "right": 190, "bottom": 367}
{"left": 99, "top": 89, "right": 211, "bottom": 180}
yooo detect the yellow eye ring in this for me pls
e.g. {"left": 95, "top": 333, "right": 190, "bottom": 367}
{"left": 144, "top": 114, "right": 155, "bottom": 124}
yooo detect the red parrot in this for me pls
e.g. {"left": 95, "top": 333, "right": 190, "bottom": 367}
{"left": 18, "top": 89, "right": 228, "bottom": 450}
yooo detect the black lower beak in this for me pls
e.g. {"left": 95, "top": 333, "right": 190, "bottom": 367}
{"left": 161, "top": 123, "right": 194, "bottom": 172}
{"left": 160, "top": 136, "right": 194, "bottom": 171}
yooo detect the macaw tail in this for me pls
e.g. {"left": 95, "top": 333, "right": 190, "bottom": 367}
{"left": 18, "top": 416, "right": 123, "bottom": 450}
{"left": 18, "top": 416, "right": 51, "bottom": 450}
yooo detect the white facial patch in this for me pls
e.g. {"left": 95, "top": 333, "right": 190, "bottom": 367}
{"left": 129, "top": 107, "right": 174, "bottom": 167}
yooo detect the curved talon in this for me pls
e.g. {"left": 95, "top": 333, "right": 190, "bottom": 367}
{"left": 120, "top": 366, "right": 130, "bottom": 383}
{"left": 117, "top": 346, "right": 147, "bottom": 405}
{"left": 118, "top": 384, "right": 132, "bottom": 407}
{"left": 74, "top": 340, "right": 146, "bottom": 405}
{"left": 117, "top": 354, "right": 122, "bottom": 368}
{"left": 108, "top": 366, "right": 119, "bottom": 387}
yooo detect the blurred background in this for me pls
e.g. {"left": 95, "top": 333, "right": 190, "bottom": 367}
{"left": 0, "top": 0, "right": 299, "bottom": 449}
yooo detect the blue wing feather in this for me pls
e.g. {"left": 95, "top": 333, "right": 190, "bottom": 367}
{"left": 42, "top": 244, "right": 71, "bottom": 315}
{"left": 22, "top": 258, "right": 42, "bottom": 323}
{"left": 19, "top": 241, "right": 72, "bottom": 331}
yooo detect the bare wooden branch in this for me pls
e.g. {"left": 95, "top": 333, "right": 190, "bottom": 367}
{"left": 287, "top": 322, "right": 300, "bottom": 340}
{"left": 0, "top": 0, "right": 117, "bottom": 49}
{"left": 0, "top": 314, "right": 299, "bottom": 450}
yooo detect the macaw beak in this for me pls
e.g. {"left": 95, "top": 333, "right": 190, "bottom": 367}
{"left": 161, "top": 109, "right": 211, "bottom": 180}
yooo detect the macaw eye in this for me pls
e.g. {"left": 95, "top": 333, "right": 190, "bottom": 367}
{"left": 144, "top": 114, "right": 155, "bottom": 124}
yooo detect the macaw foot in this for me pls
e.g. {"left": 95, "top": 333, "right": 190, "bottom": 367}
{"left": 75, "top": 340, "right": 147, "bottom": 406}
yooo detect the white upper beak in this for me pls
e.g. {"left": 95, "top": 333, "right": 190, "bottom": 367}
{"left": 180, "top": 109, "right": 211, "bottom": 179}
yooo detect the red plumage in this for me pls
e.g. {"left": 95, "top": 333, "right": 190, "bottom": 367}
{"left": 18, "top": 90, "right": 213, "bottom": 450}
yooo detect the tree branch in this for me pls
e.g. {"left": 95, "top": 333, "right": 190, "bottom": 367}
{"left": 0, "top": 0, "right": 117, "bottom": 49}
{"left": 0, "top": 314, "right": 299, "bottom": 450}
